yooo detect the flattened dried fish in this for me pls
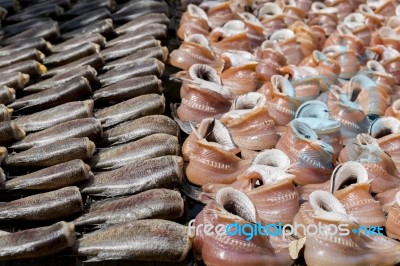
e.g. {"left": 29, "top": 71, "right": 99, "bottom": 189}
{"left": 0, "top": 48, "right": 44, "bottom": 68}
{"left": 102, "top": 46, "right": 168, "bottom": 71}
{"left": 59, "top": 8, "right": 111, "bottom": 32}
{"left": 93, "top": 75, "right": 161, "bottom": 102}
{"left": 5, "top": 137, "right": 95, "bottom": 167}
{"left": 0, "top": 186, "right": 83, "bottom": 221}
{"left": 63, "top": 0, "right": 115, "bottom": 16}
{"left": 43, "top": 42, "right": 100, "bottom": 67}
{"left": 24, "top": 65, "right": 97, "bottom": 92}
{"left": 112, "top": 1, "right": 169, "bottom": 22}
{"left": 3, "top": 159, "right": 91, "bottom": 190}
{"left": 0, "top": 221, "right": 75, "bottom": 260}
{"left": 0, "top": 37, "right": 50, "bottom": 56}
{"left": 98, "top": 58, "right": 164, "bottom": 86}
{"left": 74, "top": 189, "right": 184, "bottom": 226}
{"left": 0, "top": 72, "right": 29, "bottom": 90}
{"left": 103, "top": 115, "right": 178, "bottom": 145}
{"left": 6, "top": 4, "right": 63, "bottom": 22}
{"left": 100, "top": 37, "right": 161, "bottom": 61}
{"left": 0, "top": 86, "right": 15, "bottom": 105}
{"left": 76, "top": 219, "right": 191, "bottom": 262}
{"left": 95, "top": 93, "right": 165, "bottom": 128}
{"left": 2, "top": 22, "right": 59, "bottom": 45}
{"left": 0, "top": 105, "right": 12, "bottom": 121}
{"left": 0, "top": 121, "right": 25, "bottom": 145}
{"left": 91, "top": 134, "right": 179, "bottom": 170}
{"left": 15, "top": 100, "right": 93, "bottom": 132}
{"left": 82, "top": 156, "right": 183, "bottom": 197}
{"left": 50, "top": 33, "right": 106, "bottom": 53}
{"left": 11, "top": 118, "right": 102, "bottom": 150}
{"left": 62, "top": 19, "right": 114, "bottom": 40}
{"left": 115, "top": 13, "right": 170, "bottom": 35}
{"left": 9, "top": 76, "right": 92, "bottom": 111}
{"left": 0, "top": 60, "right": 46, "bottom": 76}
{"left": 105, "top": 34, "right": 157, "bottom": 49}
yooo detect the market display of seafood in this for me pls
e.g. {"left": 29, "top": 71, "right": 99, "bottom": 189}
{"left": 0, "top": 0, "right": 400, "bottom": 265}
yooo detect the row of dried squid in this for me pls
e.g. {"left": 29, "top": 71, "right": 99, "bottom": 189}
{"left": 169, "top": 0, "right": 400, "bottom": 265}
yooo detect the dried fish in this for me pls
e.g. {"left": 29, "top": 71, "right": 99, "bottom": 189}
{"left": 93, "top": 75, "right": 162, "bottom": 102}
{"left": 5, "top": 137, "right": 95, "bottom": 167}
{"left": 106, "top": 24, "right": 167, "bottom": 48}
{"left": 0, "top": 48, "right": 44, "bottom": 68}
{"left": 74, "top": 189, "right": 184, "bottom": 226}
{"left": 0, "top": 60, "right": 46, "bottom": 76}
{"left": 98, "top": 58, "right": 164, "bottom": 86}
{"left": 115, "top": 13, "right": 170, "bottom": 35}
{"left": 91, "top": 134, "right": 179, "bottom": 170}
{"left": 6, "top": 4, "right": 63, "bottom": 22}
{"left": 11, "top": 118, "right": 102, "bottom": 150}
{"left": 63, "top": 0, "right": 115, "bottom": 16}
{"left": 0, "top": 86, "right": 15, "bottom": 105}
{"left": 0, "top": 221, "right": 75, "bottom": 260}
{"left": 0, "top": 37, "right": 50, "bottom": 56}
{"left": 43, "top": 42, "right": 100, "bottom": 67}
{"left": 59, "top": 8, "right": 111, "bottom": 32}
{"left": 0, "top": 121, "right": 25, "bottom": 145}
{"left": 105, "top": 34, "right": 158, "bottom": 49}
{"left": 0, "top": 187, "right": 83, "bottom": 221}
{"left": 0, "top": 105, "right": 12, "bottom": 121}
{"left": 62, "top": 19, "right": 114, "bottom": 40}
{"left": 94, "top": 93, "right": 165, "bottom": 128}
{"left": 102, "top": 115, "right": 178, "bottom": 146}
{"left": 0, "top": 72, "right": 29, "bottom": 90}
{"left": 3, "top": 159, "right": 91, "bottom": 190}
{"left": 2, "top": 18, "right": 53, "bottom": 37}
{"left": 100, "top": 37, "right": 161, "bottom": 61}
{"left": 82, "top": 155, "right": 183, "bottom": 197}
{"left": 76, "top": 219, "right": 191, "bottom": 262}
{"left": 50, "top": 33, "right": 106, "bottom": 53}
{"left": 9, "top": 76, "right": 92, "bottom": 111}
{"left": 112, "top": 1, "right": 170, "bottom": 22}
{"left": 2, "top": 21, "right": 60, "bottom": 45}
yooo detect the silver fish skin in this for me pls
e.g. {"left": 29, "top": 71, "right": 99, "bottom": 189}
{"left": 98, "top": 58, "right": 164, "bottom": 86}
{"left": 23, "top": 65, "right": 97, "bottom": 92}
{"left": 42, "top": 53, "right": 105, "bottom": 78}
{"left": 2, "top": 18, "right": 54, "bottom": 37}
{"left": 2, "top": 22, "right": 60, "bottom": 45}
{"left": 3, "top": 159, "right": 92, "bottom": 190}
{"left": 43, "top": 42, "right": 100, "bottom": 67}
{"left": 63, "top": 0, "right": 115, "bottom": 16}
{"left": 74, "top": 188, "right": 184, "bottom": 226}
{"left": 82, "top": 155, "right": 183, "bottom": 197}
{"left": 91, "top": 134, "right": 180, "bottom": 170}
{"left": 0, "top": 105, "right": 12, "bottom": 121}
{"left": 11, "top": 118, "right": 102, "bottom": 150}
{"left": 0, "top": 121, "right": 25, "bottom": 145}
{"left": 95, "top": 93, "right": 165, "bottom": 128}
{"left": 100, "top": 37, "right": 161, "bottom": 61}
{"left": 0, "top": 186, "right": 83, "bottom": 221}
{"left": 0, "top": 86, "right": 15, "bottom": 105}
{"left": 101, "top": 46, "right": 168, "bottom": 71}
{"left": 116, "top": 23, "right": 168, "bottom": 43}
{"left": 0, "top": 60, "right": 47, "bottom": 76}
{"left": 0, "top": 37, "right": 51, "bottom": 56}
{"left": 112, "top": 1, "right": 169, "bottom": 23}
{"left": 0, "top": 48, "right": 44, "bottom": 68}
{"left": 61, "top": 19, "right": 114, "bottom": 40}
{"left": 15, "top": 100, "right": 93, "bottom": 132}
{"left": 59, "top": 8, "right": 111, "bottom": 32}
{"left": 103, "top": 115, "right": 178, "bottom": 146}
{"left": 9, "top": 76, "right": 92, "bottom": 111}
{"left": 105, "top": 35, "right": 156, "bottom": 49}
{"left": 115, "top": 13, "right": 170, "bottom": 35}
{"left": 5, "top": 137, "right": 95, "bottom": 167}
{"left": 0, "top": 221, "right": 75, "bottom": 260}
{"left": 76, "top": 219, "right": 191, "bottom": 262}
{"left": 50, "top": 33, "right": 106, "bottom": 53}
{"left": 5, "top": 4, "right": 63, "bottom": 22}
{"left": 0, "top": 72, "right": 29, "bottom": 90}
{"left": 93, "top": 75, "right": 162, "bottom": 102}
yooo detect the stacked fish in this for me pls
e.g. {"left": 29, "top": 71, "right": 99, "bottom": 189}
{"left": 170, "top": 0, "right": 400, "bottom": 265}
{"left": 0, "top": 0, "right": 193, "bottom": 263}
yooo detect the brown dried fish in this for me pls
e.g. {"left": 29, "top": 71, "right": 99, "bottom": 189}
{"left": 5, "top": 137, "right": 95, "bottom": 167}
{"left": 15, "top": 100, "right": 93, "bottom": 132}
{"left": 43, "top": 53, "right": 105, "bottom": 78}
{"left": 3, "top": 159, "right": 91, "bottom": 190}
{"left": 76, "top": 219, "right": 191, "bottom": 262}
{"left": 0, "top": 48, "right": 44, "bottom": 68}
{"left": 11, "top": 118, "right": 102, "bottom": 150}
{"left": 9, "top": 76, "right": 92, "bottom": 111}
{"left": 43, "top": 42, "right": 100, "bottom": 67}
{"left": 0, "top": 105, "right": 12, "bottom": 121}
{"left": 105, "top": 35, "right": 156, "bottom": 49}
{"left": 101, "top": 46, "right": 168, "bottom": 71}
{"left": 74, "top": 189, "right": 184, "bottom": 226}
{"left": 62, "top": 19, "right": 114, "bottom": 40}
{"left": 24, "top": 65, "right": 97, "bottom": 92}
{"left": 103, "top": 115, "right": 178, "bottom": 146}
{"left": 0, "top": 60, "right": 46, "bottom": 76}
{"left": 93, "top": 75, "right": 162, "bottom": 102}
{"left": 59, "top": 8, "right": 111, "bottom": 32}
{"left": 0, "top": 186, "right": 83, "bottom": 221}
{"left": 0, "top": 86, "right": 15, "bottom": 105}
{"left": 112, "top": 1, "right": 170, "bottom": 23}
{"left": 98, "top": 58, "right": 164, "bottom": 86}
{"left": 0, "top": 121, "right": 25, "bottom": 145}
{"left": 2, "top": 22, "right": 60, "bottom": 45}
{"left": 91, "top": 133, "right": 179, "bottom": 170}
{"left": 95, "top": 93, "right": 165, "bottom": 128}
{"left": 0, "top": 221, "right": 75, "bottom": 260}
{"left": 50, "top": 33, "right": 106, "bottom": 53}
{"left": 82, "top": 155, "right": 183, "bottom": 197}
{"left": 115, "top": 13, "right": 170, "bottom": 35}
{"left": 0, "top": 72, "right": 29, "bottom": 90}
{"left": 100, "top": 37, "right": 161, "bottom": 61}
{"left": 0, "top": 37, "right": 50, "bottom": 56}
